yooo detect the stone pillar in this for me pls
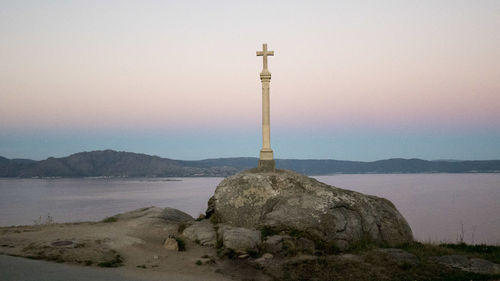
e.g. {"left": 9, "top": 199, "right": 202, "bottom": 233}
{"left": 259, "top": 73, "right": 274, "bottom": 162}
{"left": 256, "top": 43, "right": 275, "bottom": 171}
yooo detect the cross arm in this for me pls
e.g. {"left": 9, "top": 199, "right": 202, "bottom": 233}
{"left": 256, "top": 51, "right": 274, "bottom": 56}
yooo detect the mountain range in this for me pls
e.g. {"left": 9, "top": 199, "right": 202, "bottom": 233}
{"left": 1, "top": 150, "right": 500, "bottom": 178}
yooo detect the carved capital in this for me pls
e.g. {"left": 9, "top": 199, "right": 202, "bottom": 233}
{"left": 260, "top": 73, "right": 272, "bottom": 81}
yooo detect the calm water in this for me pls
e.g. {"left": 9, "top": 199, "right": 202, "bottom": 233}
{"left": 0, "top": 174, "right": 499, "bottom": 245}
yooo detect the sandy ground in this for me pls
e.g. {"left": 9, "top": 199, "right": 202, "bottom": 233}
{"left": 0, "top": 207, "right": 267, "bottom": 281}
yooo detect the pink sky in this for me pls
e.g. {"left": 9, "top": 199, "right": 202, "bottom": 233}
{"left": 1, "top": 0, "right": 499, "bottom": 160}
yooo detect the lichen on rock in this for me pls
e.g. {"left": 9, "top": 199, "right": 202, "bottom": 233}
{"left": 207, "top": 169, "right": 413, "bottom": 251}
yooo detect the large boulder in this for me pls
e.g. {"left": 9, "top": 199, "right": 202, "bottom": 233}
{"left": 207, "top": 169, "right": 412, "bottom": 250}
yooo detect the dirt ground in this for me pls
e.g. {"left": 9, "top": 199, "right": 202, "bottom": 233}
{"left": 2, "top": 207, "right": 500, "bottom": 281}
{"left": 0, "top": 207, "right": 268, "bottom": 281}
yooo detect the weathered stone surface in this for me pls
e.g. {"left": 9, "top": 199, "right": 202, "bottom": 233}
{"left": 159, "top": 207, "right": 193, "bottom": 223}
{"left": 261, "top": 234, "right": 315, "bottom": 256}
{"left": 295, "top": 237, "right": 315, "bottom": 254}
{"left": 374, "top": 248, "right": 418, "bottom": 265}
{"left": 469, "top": 258, "right": 500, "bottom": 274}
{"left": 437, "top": 255, "right": 500, "bottom": 274}
{"left": 254, "top": 253, "right": 274, "bottom": 267}
{"left": 258, "top": 160, "right": 275, "bottom": 172}
{"left": 163, "top": 238, "right": 179, "bottom": 251}
{"left": 263, "top": 235, "right": 285, "bottom": 254}
{"left": 209, "top": 169, "right": 413, "bottom": 250}
{"left": 437, "top": 255, "right": 470, "bottom": 269}
{"left": 218, "top": 225, "right": 261, "bottom": 254}
{"left": 182, "top": 220, "right": 217, "bottom": 247}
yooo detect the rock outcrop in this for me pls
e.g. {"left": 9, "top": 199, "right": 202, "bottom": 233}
{"left": 207, "top": 169, "right": 413, "bottom": 250}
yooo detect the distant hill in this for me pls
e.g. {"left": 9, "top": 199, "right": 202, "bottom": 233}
{"left": 0, "top": 150, "right": 240, "bottom": 178}
{"left": 1, "top": 150, "right": 500, "bottom": 178}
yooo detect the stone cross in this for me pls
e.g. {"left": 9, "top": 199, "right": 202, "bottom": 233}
{"left": 256, "top": 43, "right": 275, "bottom": 171}
{"left": 257, "top": 43, "right": 274, "bottom": 74}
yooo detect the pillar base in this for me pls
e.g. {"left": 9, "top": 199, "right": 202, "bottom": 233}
{"left": 258, "top": 160, "right": 275, "bottom": 172}
{"left": 260, "top": 148, "right": 274, "bottom": 160}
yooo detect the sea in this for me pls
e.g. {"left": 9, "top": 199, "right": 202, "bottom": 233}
{"left": 0, "top": 174, "right": 499, "bottom": 245}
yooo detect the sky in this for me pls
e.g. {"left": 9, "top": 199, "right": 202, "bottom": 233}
{"left": 1, "top": 0, "right": 499, "bottom": 161}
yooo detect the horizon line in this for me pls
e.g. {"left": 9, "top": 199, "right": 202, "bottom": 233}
{"left": 2, "top": 149, "right": 500, "bottom": 163}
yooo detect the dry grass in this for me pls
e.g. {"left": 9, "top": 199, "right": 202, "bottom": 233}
{"left": 278, "top": 242, "right": 500, "bottom": 281}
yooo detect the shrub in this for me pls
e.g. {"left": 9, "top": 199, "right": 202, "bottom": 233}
{"left": 175, "top": 236, "right": 186, "bottom": 251}
{"left": 260, "top": 226, "right": 279, "bottom": 237}
{"left": 247, "top": 248, "right": 260, "bottom": 258}
{"left": 33, "top": 214, "right": 55, "bottom": 225}
{"left": 101, "top": 216, "right": 118, "bottom": 223}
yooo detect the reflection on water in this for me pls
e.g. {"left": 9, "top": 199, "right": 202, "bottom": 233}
{"left": 0, "top": 174, "right": 499, "bottom": 244}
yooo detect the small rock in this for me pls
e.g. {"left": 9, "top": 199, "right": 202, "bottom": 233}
{"left": 253, "top": 254, "right": 274, "bottom": 268}
{"left": 262, "top": 253, "right": 274, "bottom": 259}
{"left": 263, "top": 235, "right": 284, "bottom": 254}
{"left": 163, "top": 238, "right": 179, "bottom": 251}
{"left": 182, "top": 220, "right": 217, "bottom": 247}
{"left": 219, "top": 225, "right": 261, "bottom": 254}
{"left": 253, "top": 258, "right": 267, "bottom": 268}
{"left": 153, "top": 255, "right": 159, "bottom": 260}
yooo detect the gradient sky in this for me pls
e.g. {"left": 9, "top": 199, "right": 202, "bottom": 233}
{"left": 1, "top": 0, "right": 499, "bottom": 161}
